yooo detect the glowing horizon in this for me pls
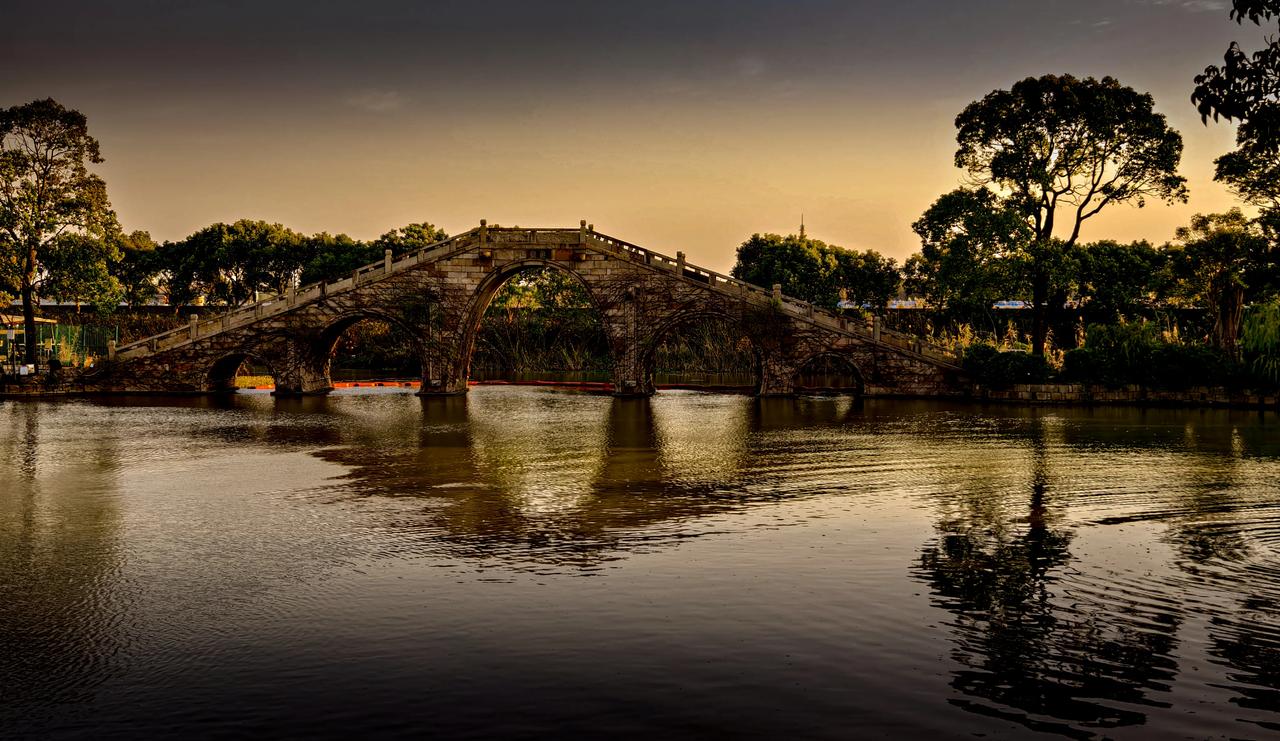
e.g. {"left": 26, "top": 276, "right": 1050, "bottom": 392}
{"left": 1, "top": 0, "right": 1249, "bottom": 273}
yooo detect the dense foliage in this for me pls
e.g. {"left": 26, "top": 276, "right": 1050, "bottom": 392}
{"left": 731, "top": 233, "right": 899, "bottom": 311}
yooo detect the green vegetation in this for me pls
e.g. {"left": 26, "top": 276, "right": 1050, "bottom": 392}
{"left": 731, "top": 233, "right": 898, "bottom": 311}
{"left": 1243, "top": 302, "right": 1280, "bottom": 385}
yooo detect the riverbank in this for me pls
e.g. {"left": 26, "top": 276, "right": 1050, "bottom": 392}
{"left": 4, "top": 374, "right": 1280, "bottom": 410}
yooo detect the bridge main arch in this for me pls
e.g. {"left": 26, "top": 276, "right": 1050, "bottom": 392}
{"left": 448, "top": 259, "right": 619, "bottom": 393}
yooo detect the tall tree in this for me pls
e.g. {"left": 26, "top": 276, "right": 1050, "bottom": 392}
{"left": 0, "top": 99, "right": 119, "bottom": 363}
{"left": 1168, "top": 210, "right": 1275, "bottom": 353}
{"left": 954, "top": 74, "right": 1188, "bottom": 354}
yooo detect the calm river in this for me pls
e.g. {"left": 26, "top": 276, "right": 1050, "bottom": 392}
{"left": 3, "top": 388, "right": 1279, "bottom": 739}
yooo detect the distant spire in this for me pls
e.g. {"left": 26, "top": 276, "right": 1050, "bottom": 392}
{"left": 799, "top": 213, "right": 806, "bottom": 239}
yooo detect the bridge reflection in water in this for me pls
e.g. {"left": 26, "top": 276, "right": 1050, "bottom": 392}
{"left": 2, "top": 389, "right": 1280, "bottom": 738}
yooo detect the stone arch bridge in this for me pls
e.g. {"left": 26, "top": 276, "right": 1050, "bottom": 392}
{"left": 94, "top": 223, "right": 967, "bottom": 397}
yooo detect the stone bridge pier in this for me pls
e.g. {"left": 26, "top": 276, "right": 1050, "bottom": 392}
{"left": 96, "top": 223, "right": 968, "bottom": 399}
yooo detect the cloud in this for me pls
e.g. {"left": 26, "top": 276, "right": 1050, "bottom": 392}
{"left": 344, "top": 89, "right": 405, "bottom": 113}
{"left": 735, "top": 56, "right": 767, "bottom": 78}
{"left": 1135, "top": 0, "right": 1229, "bottom": 12}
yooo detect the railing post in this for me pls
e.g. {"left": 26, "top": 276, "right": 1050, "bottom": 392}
{"left": 287, "top": 286, "right": 296, "bottom": 307}
{"left": 579, "top": 219, "right": 587, "bottom": 244}
{"left": 384, "top": 248, "right": 393, "bottom": 274}
{"left": 351, "top": 269, "right": 360, "bottom": 287}
{"left": 189, "top": 313, "right": 199, "bottom": 340}
{"left": 107, "top": 340, "right": 116, "bottom": 361}
{"left": 873, "top": 315, "right": 882, "bottom": 343}
{"left": 772, "top": 283, "right": 782, "bottom": 301}
{"left": 480, "top": 219, "right": 488, "bottom": 244}
{"left": 676, "top": 251, "right": 686, "bottom": 274}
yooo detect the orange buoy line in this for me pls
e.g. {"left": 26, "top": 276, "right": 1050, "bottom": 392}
{"left": 241, "top": 379, "right": 752, "bottom": 393}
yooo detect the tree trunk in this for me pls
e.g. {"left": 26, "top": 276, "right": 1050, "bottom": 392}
{"left": 1031, "top": 271, "right": 1049, "bottom": 357}
{"left": 21, "top": 245, "right": 38, "bottom": 366}
{"left": 1214, "top": 283, "right": 1245, "bottom": 357}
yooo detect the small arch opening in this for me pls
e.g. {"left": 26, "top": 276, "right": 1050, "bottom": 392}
{"left": 206, "top": 352, "right": 274, "bottom": 393}
{"left": 795, "top": 353, "right": 864, "bottom": 395}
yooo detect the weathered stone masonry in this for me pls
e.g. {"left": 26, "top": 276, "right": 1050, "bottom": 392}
{"left": 82, "top": 223, "right": 968, "bottom": 398}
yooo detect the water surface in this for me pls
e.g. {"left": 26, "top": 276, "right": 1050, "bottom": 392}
{"left": 2, "top": 388, "right": 1279, "bottom": 739}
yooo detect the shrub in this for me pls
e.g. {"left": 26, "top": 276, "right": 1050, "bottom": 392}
{"left": 1147, "top": 344, "right": 1227, "bottom": 390}
{"left": 1062, "top": 322, "right": 1241, "bottom": 390}
{"left": 963, "top": 344, "right": 1052, "bottom": 388}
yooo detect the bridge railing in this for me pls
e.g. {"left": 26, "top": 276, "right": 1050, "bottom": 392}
{"left": 587, "top": 228, "right": 959, "bottom": 365}
{"left": 115, "top": 230, "right": 473, "bottom": 359}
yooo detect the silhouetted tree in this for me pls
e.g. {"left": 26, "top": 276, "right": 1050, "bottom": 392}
{"left": 1193, "top": 1, "right": 1280, "bottom": 157}
{"left": 955, "top": 75, "right": 1188, "bottom": 355}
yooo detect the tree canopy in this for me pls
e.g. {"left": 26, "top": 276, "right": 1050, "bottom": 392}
{"left": 731, "top": 232, "right": 899, "bottom": 311}
{"left": 1193, "top": 1, "right": 1280, "bottom": 219}
{"left": 1193, "top": 0, "right": 1280, "bottom": 153}
{"left": 953, "top": 74, "right": 1188, "bottom": 353}
{"left": 1167, "top": 210, "right": 1276, "bottom": 352}
{"left": 0, "top": 98, "right": 121, "bottom": 362}
{"left": 907, "top": 187, "right": 1031, "bottom": 330}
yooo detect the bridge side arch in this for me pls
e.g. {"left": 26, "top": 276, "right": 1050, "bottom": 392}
{"left": 792, "top": 350, "right": 866, "bottom": 396}
{"left": 205, "top": 350, "right": 280, "bottom": 393}
{"left": 307, "top": 309, "right": 430, "bottom": 391}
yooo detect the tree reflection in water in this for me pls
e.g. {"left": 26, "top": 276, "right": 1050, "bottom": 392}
{"left": 0, "top": 403, "right": 127, "bottom": 728}
{"left": 916, "top": 415, "right": 1181, "bottom": 737}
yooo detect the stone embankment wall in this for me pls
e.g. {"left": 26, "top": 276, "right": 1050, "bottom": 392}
{"left": 978, "top": 383, "right": 1279, "bottom": 410}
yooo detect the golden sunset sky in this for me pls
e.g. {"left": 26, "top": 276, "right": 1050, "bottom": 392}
{"left": 1, "top": 0, "right": 1252, "bottom": 272}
